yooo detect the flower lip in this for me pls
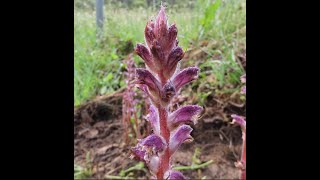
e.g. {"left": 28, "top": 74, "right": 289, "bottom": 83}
{"left": 168, "top": 105, "right": 203, "bottom": 129}
{"left": 172, "top": 67, "right": 200, "bottom": 91}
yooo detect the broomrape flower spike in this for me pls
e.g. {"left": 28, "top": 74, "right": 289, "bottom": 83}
{"left": 131, "top": 5, "right": 203, "bottom": 179}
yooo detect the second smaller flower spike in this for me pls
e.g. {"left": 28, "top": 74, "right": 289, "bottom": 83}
{"left": 169, "top": 125, "right": 193, "bottom": 155}
{"left": 172, "top": 67, "right": 200, "bottom": 91}
{"left": 168, "top": 105, "right": 203, "bottom": 130}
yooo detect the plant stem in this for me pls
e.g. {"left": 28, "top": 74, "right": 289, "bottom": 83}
{"left": 156, "top": 106, "right": 170, "bottom": 179}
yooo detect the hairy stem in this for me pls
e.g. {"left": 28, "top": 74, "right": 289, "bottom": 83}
{"left": 157, "top": 106, "right": 170, "bottom": 179}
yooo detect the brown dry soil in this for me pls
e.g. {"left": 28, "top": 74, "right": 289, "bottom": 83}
{"left": 74, "top": 88, "right": 245, "bottom": 179}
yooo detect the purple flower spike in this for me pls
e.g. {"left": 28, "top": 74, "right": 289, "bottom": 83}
{"left": 231, "top": 114, "right": 246, "bottom": 130}
{"left": 164, "top": 170, "right": 186, "bottom": 180}
{"left": 172, "top": 67, "right": 199, "bottom": 91}
{"left": 168, "top": 105, "right": 203, "bottom": 129}
{"left": 169, "top": 125, "right": 193, "bottom": 154}
{"left": 135, "top": 68, "right": 161, "bottom": 97}
{"left": 132, "top": 5, "right": 202, "bottom": 179}
{"left": 146, "top": 105, "right": 160, "bottom": 135}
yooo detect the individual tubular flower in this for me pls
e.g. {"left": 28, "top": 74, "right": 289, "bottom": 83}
{"left": 131, "top": 5, "right": 202, "bottom": 179}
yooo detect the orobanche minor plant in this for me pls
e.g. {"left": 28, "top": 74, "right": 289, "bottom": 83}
{"left": 130, "top": 5, "right": 203, "bottom": 179}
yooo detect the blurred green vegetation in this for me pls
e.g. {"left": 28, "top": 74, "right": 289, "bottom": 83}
{"left": 74, "top": 0, "right": 246, "bottom": 106}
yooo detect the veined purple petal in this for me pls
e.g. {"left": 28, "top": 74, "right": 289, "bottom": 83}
{"left": 135, "top": 68, "right": 161, "bottom": 97}
{"left": 135, "top": 44, "right": 154, "bottom": 70}
{"left": 169, "top": 125, "right": 193, "bottom": 154}
{"left": 240, "top": 74, "right": 246, "bottom": 83}
{"left": 141, "top": 134, "right": 166, "bottom": 152}
{"left": 231, "top": 114, "right": 246, "bottom": 130}
{"left": 164, "top": 170, "right": 186, "bottom": 180}
{"left": 172, "top": 67, "right": 199, "bottom": 91}
{"left": 168, "top": 105, "right": 203, "bottom": 129}
{"left": 145, "top": 22, "right": 156, "bottom": 49}
{"left": 146, "top": 105, "right": 160, "bottom": 135}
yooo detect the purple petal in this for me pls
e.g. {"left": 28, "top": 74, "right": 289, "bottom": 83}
{"left": 141, "top": 134, "right": 166, "bottom": 152}
{"left": 130, "top": 146, "right": 146, "bottom": 162}
{"left": 168, "top": 105, "right": 203, "bottom": 129}
{"left": 146, "top": 105, "right": 160, "bottom": 135}
{"left": 135, "top": 68, "right": 161, "bottom": 97}
{"left": 172, "top": 67, "right": 199, "bottom": 91}
{"left": 130, "top": 134, "right": 166, "bottom": 163}
{"left": 169, "top": 125, "right": 193, "bottom": 154}
{"left": 135, "top": 44, "right": 154, "bottom": 70}
{"left": 150, "top": 40, "right": 165, "bottom": 69}
{"left": 164, "top": 46, "right": 184, "bottom": 79}
{"left": 167, "top": 24, "right": 178, "bottom": 50}
{"left": 164, "top": 170, "right": 186, "bottom": 180}
{"left": 144, "top": 22, "right": 156, "bottom": 48}
{"left": 231, "top": 114, "right": 246, "bottom": 129}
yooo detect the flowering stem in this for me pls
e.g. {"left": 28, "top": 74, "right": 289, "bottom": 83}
{"left": 157, "top": 106, "right": 170, "bottom": 179}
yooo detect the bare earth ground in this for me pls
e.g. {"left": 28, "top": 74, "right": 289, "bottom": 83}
{"left": 74, "top": 89, "right": 245, "bottom": 179}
